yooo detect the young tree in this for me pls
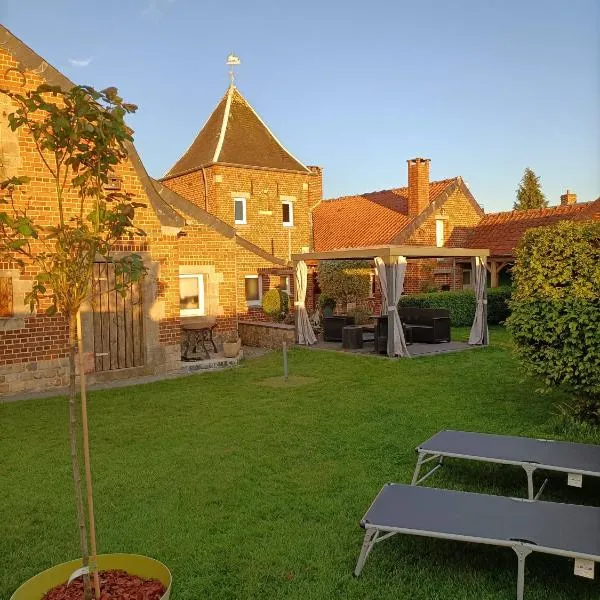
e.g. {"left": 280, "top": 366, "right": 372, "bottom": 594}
{"left": 514, "top": 168, "right": 547, "bottom": 210}
{"left": 0, "top": 82, "right": 147, "bottom": 600}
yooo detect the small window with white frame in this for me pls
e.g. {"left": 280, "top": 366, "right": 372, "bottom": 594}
{"left": 234, "top": 197, "right": 247, "bottom": 225}
{"left": 179, "top": 274, "right": 205, "bottom": 316}
{"left": 281, "top": 199, "right": 293, "bottom": 227}
{"left": 435, "top": 219, "right": 445, "bottom": 248}
{"left": 244, "top": 275, "right": 262, "bottom": 307}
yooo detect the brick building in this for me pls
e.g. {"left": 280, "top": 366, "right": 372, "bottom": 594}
{"left": 312, "top": 158, "right": 484, "bottom": 295}
{"left": 0, "top": 27, "right": 319, "bottom": 396}
{"left": 159, "top": 81, "right": 323, "bottom": 323}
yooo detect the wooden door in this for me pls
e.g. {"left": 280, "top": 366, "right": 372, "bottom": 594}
{"left": 91, "top": 262, "right": 144, "bottom": 372}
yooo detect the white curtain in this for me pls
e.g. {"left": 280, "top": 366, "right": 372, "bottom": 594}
{"left": 294, "top": 260, "right": 317, "bottom": 345}
{"left": 374, "top": 256, "right": 410, "bottom": 357}
{"left": 468, "top": 255, "right": 489, "bottom": 346}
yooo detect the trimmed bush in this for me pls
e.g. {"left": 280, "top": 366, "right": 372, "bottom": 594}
{"left": 262, "top": 288, "right": 289, "bottom": 321}
{"left": 398, "top": 287, "right": 511, "bottom": 326}
{"left": 506, "top": 220, "right": 600, "bottom": 402}
{"left": 318, "top": 260, "right": 371, "bottom": 307}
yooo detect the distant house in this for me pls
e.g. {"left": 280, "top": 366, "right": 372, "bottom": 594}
{"left": 459, "top": 192, "right": 600, "bottom": 286}
{"left": 312, "top": 158, "right": 484, "bottom": 293}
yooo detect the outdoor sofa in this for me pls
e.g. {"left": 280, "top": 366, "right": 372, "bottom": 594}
{"left": 374, "top": 309, "right": 450, "bottom": 353}
{"left": 397, "top": 307, "right": 451, "bottom": 343}
{"left": 322, "top": 315, "right": 355, "bottom": 342}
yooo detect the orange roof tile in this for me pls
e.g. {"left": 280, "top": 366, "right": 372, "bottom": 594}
{"left": 465, "top": 199, "right": 600, "bottom": 256}
{"left": 313, "top": 178, "right": 456, "bottom": 251}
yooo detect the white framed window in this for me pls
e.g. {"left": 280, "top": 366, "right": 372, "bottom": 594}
{"left": 179, "top": 274, "right": 205, "bottom": 316}
{"left": 282, "top": 200, "right": 293, "bottom": 227}
{"left": 244, "top": 275, "right": 262, "bottom": 307}
{"left": 435, "top": 219, "right": 445, "bottom": 247}
{"left": 234, "top": 197, "right": 247, "bottom": 225}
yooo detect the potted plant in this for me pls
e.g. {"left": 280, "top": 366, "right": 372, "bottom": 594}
{"left": 223, "top": 331, "right": 242, "bottom": 358}
{"left": 262, "top": 288, "right": 289, "bottom": 322}
{"left": 318, "top": 294, "right": 336, "bottom": 317}
{"left": 1, "top": 83, "right": 169, "bottom": 599}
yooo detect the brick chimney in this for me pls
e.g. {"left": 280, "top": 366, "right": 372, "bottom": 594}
{"left": 560, "top": 190, "right": 577, "bottom": 206}
{"left": 407, "top": 157, "right": 431, "bottom": 216}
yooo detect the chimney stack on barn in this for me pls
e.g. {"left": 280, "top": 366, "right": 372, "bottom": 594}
{"left": 407, "top": 157, "right": 431, "bottom": 216}
{"left": 560, "top": 190, "right": 577, "bottom": 206}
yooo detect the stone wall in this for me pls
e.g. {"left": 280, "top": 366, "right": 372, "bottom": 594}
{"left": 238, "top": 320, "right": 295, "bottom": 349}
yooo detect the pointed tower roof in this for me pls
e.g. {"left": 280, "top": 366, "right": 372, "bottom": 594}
{"left": 164, "top": 85, "right": 310, "bottom": 177}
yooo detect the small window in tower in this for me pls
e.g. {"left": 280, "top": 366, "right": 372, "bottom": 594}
{"left": 234, "top": 197, "right": 247, "bottom": 224}
{"left": 282, "top": 200, "right": 293, "bottom": 227}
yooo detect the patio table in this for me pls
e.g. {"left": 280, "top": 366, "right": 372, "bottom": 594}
{"left": 181, "top": 317, "right": 218, "bottom": 360}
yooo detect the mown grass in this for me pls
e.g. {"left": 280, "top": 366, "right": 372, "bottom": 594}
{"left": 1, "top": 327, "right": 599, "bottom": 600}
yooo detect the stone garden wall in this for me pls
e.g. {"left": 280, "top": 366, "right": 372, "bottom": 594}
{"left": 238, "top": 320, "right": 295, "bottom": 349}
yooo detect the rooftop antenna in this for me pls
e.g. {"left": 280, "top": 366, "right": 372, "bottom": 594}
{"left": 226, "top": 53, "right": 240, "bottom": 86}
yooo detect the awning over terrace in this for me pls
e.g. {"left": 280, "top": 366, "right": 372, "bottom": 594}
{"left": 292, "top": 245, "right": 490, "bottom": 358}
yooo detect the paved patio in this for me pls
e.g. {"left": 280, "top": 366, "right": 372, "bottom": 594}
{"left": 306, "top": 338, "right": 478, "bottom": 358}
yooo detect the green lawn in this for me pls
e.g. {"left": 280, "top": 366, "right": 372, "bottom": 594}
{"left": 2, "top": 327, "right": 599, "bottom": 600}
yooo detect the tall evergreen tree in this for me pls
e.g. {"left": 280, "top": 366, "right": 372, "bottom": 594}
{"left": 514, "top": 168, "right": 547, "bottom": 210}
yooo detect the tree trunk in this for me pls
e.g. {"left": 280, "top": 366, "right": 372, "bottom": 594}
{"left": 77, "top": 310, "right": 101, "bottom": 600}
{"left": 68, "top": 311, "right": 92, "bottom": 600}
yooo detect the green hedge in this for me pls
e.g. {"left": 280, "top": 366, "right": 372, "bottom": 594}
{"left": 506, "top": 220, "right": 600, "bottom": 400}
{"left": 398, "top": 287, "right": 512, "bottom": 327}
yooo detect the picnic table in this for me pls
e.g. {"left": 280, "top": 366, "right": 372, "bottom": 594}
{"left": 181, "top": 316, "right": 218, "bottom": 360}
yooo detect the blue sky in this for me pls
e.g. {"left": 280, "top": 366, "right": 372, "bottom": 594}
{"left": 3, "top": 0, "right": 599, "bottom": 212}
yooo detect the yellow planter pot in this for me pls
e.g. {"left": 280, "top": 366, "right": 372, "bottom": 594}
{"left": 10, "top": 553, "right": 172, "bottom": 600}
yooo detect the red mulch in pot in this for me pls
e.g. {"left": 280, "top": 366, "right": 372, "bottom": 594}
{"left": 42, "top": 569, "right": 166, "bottom": 600}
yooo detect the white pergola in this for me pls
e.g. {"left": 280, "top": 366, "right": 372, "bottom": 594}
{"left": 292, "top": 245, "right": 490, "bottom": 357}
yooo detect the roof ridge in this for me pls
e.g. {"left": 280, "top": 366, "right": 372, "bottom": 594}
{"left": 324, "top": 177, "right": 458, "bottom": 203}
{"left": 482, "top": 201, "right": 594, "bottom": 219}
{"left": 212, "top": 85, "right": 234, "bottom": 163}
{"left": 164, "top": 88, "right": 229, "bottom": 178}
{"left": 231, "top": 87, "right": 310, "bottom": 173}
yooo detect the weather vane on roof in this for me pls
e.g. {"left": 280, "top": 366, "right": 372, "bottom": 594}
{"left": 226, "top": 53, "right": 240, "bottom": 86}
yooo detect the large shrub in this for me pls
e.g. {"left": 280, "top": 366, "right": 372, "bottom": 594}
{"left": 506, "top": 220, "right": 600, "bottom": 403}
{"left": 262, "top": 288, "right": 289, "bottom": 321}
{"left": 398, "top": 287, "right": 511, "bottom": 326}
{"left": 318, "top": 260, "right": 371, "bottom": 307}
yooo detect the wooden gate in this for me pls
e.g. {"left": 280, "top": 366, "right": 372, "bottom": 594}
{"left": 91, "top": 262, "right": 144, "bottom": 372}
